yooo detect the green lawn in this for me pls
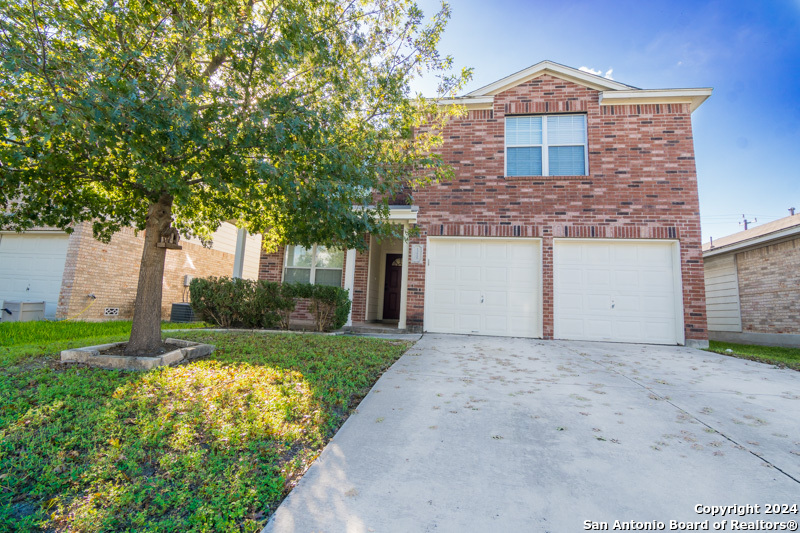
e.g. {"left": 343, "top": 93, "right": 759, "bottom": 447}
{"left": 0, "top": 320, "right": 208, "bottom": 368}
{"left": 707, "top": 340, "right": 800, "bottom": 371}
{"left": 0, "top": 322, "right": 410, "bottom": 532}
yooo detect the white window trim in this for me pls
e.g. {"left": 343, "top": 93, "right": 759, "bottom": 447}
{"left": 504, "top": 114, "right": 589, "bottom": 177}
{"left": 283, "top": 245, "right": 343, "bottom": 285}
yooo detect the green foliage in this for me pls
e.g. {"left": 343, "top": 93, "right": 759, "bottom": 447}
{"left": 0, "top": 0, "right": 471, "bottom": 250}
{"left": 189, "top": 277, "right": 350, "bottom": 332}
{"left": 707, "top": 341, "right": 800, "bottom": 371}
{"left": 0, "top": 331, "right": 410, "bottom": 532}
{"left": 307, "top": 284, "right": 352, "bottom": 332}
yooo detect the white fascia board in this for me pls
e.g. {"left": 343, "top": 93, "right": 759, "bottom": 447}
{"left": 353, "top": 205, "right": 419, "bottom": 223}
{"left": 465, "top": 60, "right": 633, "bottom": 97}
{"left": 600, "top": 88, "right": 713, "bottom": 112}
{"left": 703, "top": 225, "right": 800, "bottom": 258}
{"left": 388, "top": 206, "right": 418, "bottom": 222}
{"left": 431, "top": 96, "right": 494, "bottom": 110}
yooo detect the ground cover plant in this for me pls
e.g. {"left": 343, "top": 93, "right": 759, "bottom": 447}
{"left": 0, "top": 329, "right": 409, "bottom": 531}
{"left": 707, "top": 340, "right": 800, "bottom": 371}
{"left": 0, "top": 320, "right": 207, "bottom": 368}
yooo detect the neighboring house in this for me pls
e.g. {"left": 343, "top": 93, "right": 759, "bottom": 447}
{"left": 0, "top": 222, "right": 261, "bottom": 321}
{"left": 259, "top": 60, "right": 712, "bottom": 347}
{"left": 703, "top": 213, "right": 800, "bottom": 347}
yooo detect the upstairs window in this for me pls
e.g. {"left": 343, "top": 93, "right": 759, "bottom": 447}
{"left": 284, "top": 245, "right": 343, "bottom": 286}
{"left": 506, "top": 114, "right": 587, "bottom": 177}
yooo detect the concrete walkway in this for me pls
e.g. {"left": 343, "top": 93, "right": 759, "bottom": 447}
{"left": 265, "top": 334, "right": 800, "bottom": 532}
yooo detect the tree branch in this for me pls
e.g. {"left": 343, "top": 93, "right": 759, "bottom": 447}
{"left": 29, "top": 0, "right": 58, "bottom": 98}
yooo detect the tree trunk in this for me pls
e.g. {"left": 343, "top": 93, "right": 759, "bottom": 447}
{"left": 125, "top": 193, "right": 174, "bottom": 356}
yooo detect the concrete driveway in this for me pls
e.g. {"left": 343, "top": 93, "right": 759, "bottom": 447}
{"left": 265, "top": 334, "right": 800, "bottom": 532}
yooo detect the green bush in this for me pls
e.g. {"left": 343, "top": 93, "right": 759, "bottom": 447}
{"left": 188, "top": 276, "right": 250, "bottom": 328}
{"left": 309, "top": 284, "right": 351, "bottom": 332}
{"left": 189, "top": 278, "right": 350, "bottom": 332}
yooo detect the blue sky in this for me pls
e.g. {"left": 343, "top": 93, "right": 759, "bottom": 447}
{"left": 411, "top": 0, "right": 800, "bottom": 242}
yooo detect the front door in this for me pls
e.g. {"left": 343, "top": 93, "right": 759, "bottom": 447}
{"left": 382, "top": 254, "right": 402, "bottom": 320}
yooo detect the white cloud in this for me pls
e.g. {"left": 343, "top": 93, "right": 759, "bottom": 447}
{"left": 579, "top": 66, "right": 614, "bottom": 80}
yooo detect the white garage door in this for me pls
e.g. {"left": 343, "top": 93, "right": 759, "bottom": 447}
{"left": 425, "top": 238, "right": 542, "bottom": 338}
{"left": 554, "top": 240, "right": 682, "bottom": 345}
{"left": 0, "top": 233, "right": 70, "bottom": 319}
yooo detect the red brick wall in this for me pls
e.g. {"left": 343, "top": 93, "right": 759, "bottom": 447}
{"left": 258, "top": 246, "right": 350, "bottom": 324}
{"left": 57, "top": 223, "right": 235, "bottom": 320}
{"left": 256, "top": 73, "right": 708, "bottom": 342}
{"left": 407, "top": 74, "right": 707, "bottom": 341}
{"left": 736, "top": 238, "right": 800, "bottom": 334}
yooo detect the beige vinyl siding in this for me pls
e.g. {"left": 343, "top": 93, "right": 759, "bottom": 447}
{"left": 241, "top": 232, "right": 262, "bottom": 281}
{"left": 703, "top": 254, "right": 742, "bottom": 332}
{"left": 183, "top": 222, "right": 239, "bottom": 255}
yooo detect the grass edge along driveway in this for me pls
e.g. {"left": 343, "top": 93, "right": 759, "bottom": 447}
{"left": 0, "top": 325, "right": 410, "bottom": 532}
{"left": 706, "top": 340, "right": 800, "bottom": 371}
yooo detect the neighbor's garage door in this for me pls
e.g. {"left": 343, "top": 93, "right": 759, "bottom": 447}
{"left": 554, "top": 240, "right": 682, "bottom": 345}
{"left": 0, "top": 233, "right": 70, "bottom": 319}
{"left": 425, "top": 238, "right": 542, "bottom": 338}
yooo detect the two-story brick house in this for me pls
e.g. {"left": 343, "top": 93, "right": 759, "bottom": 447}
{"left": 259, "top": 61, "right": 712, "bottom": 347}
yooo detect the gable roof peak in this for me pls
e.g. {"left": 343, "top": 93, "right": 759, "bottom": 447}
{"left": 465, "top": 60, "right": 636, "bottom": 97}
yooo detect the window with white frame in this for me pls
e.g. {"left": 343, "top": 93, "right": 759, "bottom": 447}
{"left": 506, "top": 114, "right": 587, "bottom": 177}
{"left": 284, "top": 245, "right": 344, "bottom": 286}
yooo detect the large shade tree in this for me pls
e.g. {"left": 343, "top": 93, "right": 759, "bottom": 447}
{"left": 0, "top": 0, "right": 469, "bottom": 354}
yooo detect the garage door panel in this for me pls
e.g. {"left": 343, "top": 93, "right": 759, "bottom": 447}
{"left": 642, "top": 295, "right": 671, "bottom": 314}
{"left": 485, "top": 315, "right": 509, "bottom": 332}
{"left": 641, "top": 271, "right": 673, "bottom": 289}
{"left": 586, "top": 294, "right": 610, "bottom": 311}
{"left": 460, "top": 243, "right": 481, "bottom": 260}
{"left": 0, "top": 233, "right": 69, "bottom": 319}
{"left": 433, "top": 266, "right": 456, "bottom": 282}
{"left": 458, "top": 314, "right": 481, "bottom": 331}
{"left": 430, "top": 314, "right": 455, "bottom": 331}
{"left": 431, "top": 288, "right": 455, "bottom": 306}
{"left": 557, "top": 268, "right": 583, "bottom": 286}
{"left": 587, "top": 269, "right": 611, "bottom": 286}
{"left": 586, "top": 246, "right": 611, "bottom": 263}
{"left": 426, "top": 238, "right": 541, "bottom": 338}
{"left": 554, "top": 240, "right": 681, "bottom": 345}
{"left": 460, "top": 266, "right": 481, "bottom": 282}
{"left": 459, "top": 290, "right": 481, "bottom": 305}
{"left": 613, "top": 270, "right": 639, "bottom": 287}
{"left": 508, "top": 244, "right": 535, "bottom": 261}
{"left": 483, "top": 291, "right": 507, "bottom": 306}
{"left": 508, "top": 267, "right": 536, "bottom": 285}
{"left": 483, "top": 267, "right": 507, "bottom": 282}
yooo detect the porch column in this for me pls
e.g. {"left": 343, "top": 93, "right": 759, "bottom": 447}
{"left": 398, "top": 223, "right": 410, "bottom": 330}
{"left": 344, "top": 249, "right": 357, "bottom": 326}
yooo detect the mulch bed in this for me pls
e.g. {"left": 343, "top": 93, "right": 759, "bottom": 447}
{"left": 98, "top": 342, "right": 177, "bottom": 357}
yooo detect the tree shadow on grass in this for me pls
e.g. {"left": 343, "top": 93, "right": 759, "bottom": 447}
{"left": 0, "top": 331, "right": 408, "bottom": 532}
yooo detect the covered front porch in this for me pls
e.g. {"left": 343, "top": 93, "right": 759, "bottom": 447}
{"left": 343, "top": 206, "right": 418, "bottom": 332}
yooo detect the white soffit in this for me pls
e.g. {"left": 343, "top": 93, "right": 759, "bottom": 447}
{"left": 599, "top": 88, "right": 713, "bottom": 112}
{"left": 388, "top": 206, "right": 418, "bottom": 223}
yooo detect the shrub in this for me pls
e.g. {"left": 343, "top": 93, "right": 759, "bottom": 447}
{"left": 308, "top": 285, "right": 351, "bottom": 332}
{"left": 189, "top": 276, "right": 251, "bottom": 328}
{"left": 189, "top": 278, "right": 350, "bottom": 332}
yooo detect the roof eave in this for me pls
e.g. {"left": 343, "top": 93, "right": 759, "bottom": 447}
{"left": 600, "top": 88, "right": 713, "bottom": 112}
{"left": 703, "top": 225, "right": 800, "bottom": 257}
{"left": 465, "top": 60, "right": 634, "bottom": 97}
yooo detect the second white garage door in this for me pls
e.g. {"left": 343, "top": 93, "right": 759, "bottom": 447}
{"left": 425, "top": 238, "right": 542, "bottom": 338}
{"left": 554, "top": 240, "right": 683, "bottom": 345}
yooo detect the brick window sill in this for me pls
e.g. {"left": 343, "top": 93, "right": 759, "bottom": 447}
{"left": 504, "top": 175, "right": 590, "bottom": 182}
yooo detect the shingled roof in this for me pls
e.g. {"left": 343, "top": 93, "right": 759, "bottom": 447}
{"left": 703, "top": 213, "right": 800, "bottom": 254}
